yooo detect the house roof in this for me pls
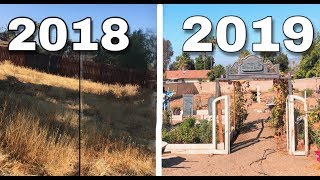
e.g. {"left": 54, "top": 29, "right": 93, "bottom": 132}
{"left": 165, "top": 70, "right": 210, "bottom": 80}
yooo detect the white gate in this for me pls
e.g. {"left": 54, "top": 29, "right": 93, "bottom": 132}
{"left": 286, "top": 95, "right": 309, "bottom": 156}
{"left": 212, "top": 95, "right": 230, "bottom": 154}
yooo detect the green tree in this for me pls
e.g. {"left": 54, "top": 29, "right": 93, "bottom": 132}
{"left": 199, "top": 35, "right": 217, "bottom": 69}
{"left": 0, "top": 26, "right": 16, "bottom": 41}
{"left": 195, "top": 54, "right": 213, "bottom": 70}
{"left": 274, "top": 52, "right": 289, "bottom": 72}
{"left": 169, "top": 61, "right": 178, "bottom": 70}
{"left": 295, "top": 34, "right": 320, "bottom": 78}
{"left": 239, "top": 49, "right": 251, "bottom": 59}
{"left": 207, "top": 64, "right": 226, "bottom": 81}
{"left": 259, "top": 51, "right": 277, "bottom": 63}
{"left": 93, "top": 29, "right": 156, "bottom": 70}
{"left": 163, "top": 39, "right": 174, "bottom": 71}
{"left": 175, "top": 52, "right": 194, "bottom": 70}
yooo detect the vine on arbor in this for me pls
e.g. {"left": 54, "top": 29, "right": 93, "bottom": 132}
{"left": 231, "top": 81, "right": 248, "bottom": 133}
{"left": 271, "top": 78, "right": 288, "bottom": 136}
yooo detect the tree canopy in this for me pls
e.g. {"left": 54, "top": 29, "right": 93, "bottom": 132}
{"left": 93, "top": 29, "right": 156, "bottom": 71}
{"left": 195, "top": 54, "right": 213, "bottom": 70}
{"left": 163, "top": 39, "right": 174, "bottom": 71}
{"left": 239, "top": 49, "right": 251, "bottom": 59}
{"left": 207, "top": 64, "right": 226, "bottom": 81}
{"left": 274, "top": 52, "right": 289, "bottom": 72}
{"left": 295, "top": 34, "right": 320, "bottom": 78}
{"left": 174, "top": 52, "right": 195, "bottom": 70}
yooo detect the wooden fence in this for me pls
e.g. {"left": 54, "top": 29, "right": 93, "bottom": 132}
{"left": 0, "top": 47, "right": 155, "bottom": 88}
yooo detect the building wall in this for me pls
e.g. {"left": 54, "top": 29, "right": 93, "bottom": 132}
{"left": 164, "top": 77, "right": 320, "bottom": 97}
{"left": 165, "top": 78, "right": 210, "bottom": 84}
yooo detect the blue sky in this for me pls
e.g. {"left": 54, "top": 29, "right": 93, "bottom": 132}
{"left": 0, "top": 4, "right": 156, "bottom": 41}
{"left": 164, "top": 4, "right": 320, "bottom": 67}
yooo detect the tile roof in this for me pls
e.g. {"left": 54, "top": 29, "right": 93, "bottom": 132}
{"left": 165, "top": 70, "right": 210, "bottom": 79}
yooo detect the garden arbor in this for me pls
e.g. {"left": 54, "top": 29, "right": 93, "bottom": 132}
{"left": 212, "top": 55, "right": 308, "bottom": 156}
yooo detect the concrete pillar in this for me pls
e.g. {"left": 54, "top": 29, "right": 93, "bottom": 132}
{"left": 257, "top": 85, "right": 261, "bottom": 104}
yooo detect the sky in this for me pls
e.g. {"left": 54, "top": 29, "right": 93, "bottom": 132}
{"left": 0, "top": 4, "right": 157, "bottom": 41}
{"left": 164, "top": 4, "right": 320, "bottom": 67}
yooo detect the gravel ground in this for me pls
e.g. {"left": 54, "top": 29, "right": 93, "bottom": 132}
{"left": 162, "top": 107, "right": 320, "bottom": 176}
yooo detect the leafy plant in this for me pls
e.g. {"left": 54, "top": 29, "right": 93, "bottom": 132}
{"left": 294, "top": 34, "right": 320, "bottom": 79}
{"left": 207, "top": 65, "right": 226, "bottom": 81}
{"left": 196, "top": 120, "right": 212, "bottom": 143}
{"left": 162, "top": 118, "right": 212, "bottom": 144}
{"left": 231, "top": 81, "right": 248, "bottom": 133}
{"left": 271, "top": 78, "right": 288, "bottom": 135}
{"left": 163, "top": 110, "right": 171, "bottom": 129}
{"left": 309, "top": 106, "right": 320, "bottom": 148}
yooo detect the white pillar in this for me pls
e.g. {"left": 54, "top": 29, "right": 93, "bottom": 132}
{"left": 257, "top": 85, "right": 261, "bottom": 104}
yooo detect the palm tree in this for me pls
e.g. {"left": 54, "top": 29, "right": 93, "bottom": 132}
{"left": 200, "top": 36, "right": 217, "bottom": 69}
{"left": 175, "top": 53, "right": 189, "bottom": 70}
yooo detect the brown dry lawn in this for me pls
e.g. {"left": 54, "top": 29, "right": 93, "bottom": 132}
{"left": 0, "top": 60, "right": 155, "bottom": 176}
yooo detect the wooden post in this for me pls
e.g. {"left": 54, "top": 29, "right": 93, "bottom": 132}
{"left": 217, "top": 100, "right": 224, "bottom": 143}
{"left": 288, "top": 74, "right": 293, "bottom": 95}
{"left": 233, "top": 82, "right": 236, "bottom": 129}
{"left": 215, "top": 79, "right": 224, "bottom": 144}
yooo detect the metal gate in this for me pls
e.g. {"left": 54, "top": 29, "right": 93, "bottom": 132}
{"left": 286, "top": 95, "right": 309, "bottom": 156}
{"left": 212, "top": 95, "right": 230, "bottom": 154}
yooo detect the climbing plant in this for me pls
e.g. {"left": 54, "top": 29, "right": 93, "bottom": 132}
{"left": 308, "top": 105, "right": 320, "bottom": 148}
{"left": 271, "top": 78, "right": 288, "bottom": 135}
{"left": 231, "top": 81, "right": 248, "bottom": 133}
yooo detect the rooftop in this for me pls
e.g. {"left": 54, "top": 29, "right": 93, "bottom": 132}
{"left": 165, "top": 70, "right": 210, "bottom": 80}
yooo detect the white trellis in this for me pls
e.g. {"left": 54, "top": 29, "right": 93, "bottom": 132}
{"left": 286, "top": 95, "right": 309, "bottom": 156}
{"left": 212, "top": 95, "right": 230, "bottom": 154}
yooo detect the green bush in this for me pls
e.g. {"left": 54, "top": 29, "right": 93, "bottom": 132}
{"left": 163, "top": 110, "right": 171, "bottom": 129}
{"left": 309, "top": 107, "right": 320, "bottom": 148}
{"left": 310, "top": 130, "right": 320, "bottom": 148}
{"left": 196, "top": 120, "right": 212, "bottom": 143}
{"left": 162, "top": 117, "right": 212, "bottom": 144}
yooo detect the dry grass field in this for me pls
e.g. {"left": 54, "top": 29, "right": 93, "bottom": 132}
{"left": 0, "top": 60, "right": 155, "bottom": 176}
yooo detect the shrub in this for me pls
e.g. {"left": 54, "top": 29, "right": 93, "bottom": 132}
{"left": 309, "top": 107, "right": 320, "bottom": 148}
{"left": 162, "top": 117, "right": 212, "bottom": 144}
{"left": 196, "top": 120, "right": 212, "bottom": 143}
{"left": 162, "top": 110, "right": 171, "bottom": 129}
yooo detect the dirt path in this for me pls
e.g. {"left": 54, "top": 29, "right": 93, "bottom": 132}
{"left": 162, "top": 109, "right": 320, "bottom": 176}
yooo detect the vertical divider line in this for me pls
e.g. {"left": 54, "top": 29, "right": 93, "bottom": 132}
{"left": 79, "top": 51, "right": 82, "bottom": 176}
{"left": 156, "top": 4, "right": 163, "bottom": 177}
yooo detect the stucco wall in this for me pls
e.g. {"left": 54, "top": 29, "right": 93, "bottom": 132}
{"left": 164, "top": 78, "right": 320, "bottom": 96}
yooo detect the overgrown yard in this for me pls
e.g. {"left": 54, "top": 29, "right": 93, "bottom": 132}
{"left": 0, "top": 61, "right": 155, "bottom": 176}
